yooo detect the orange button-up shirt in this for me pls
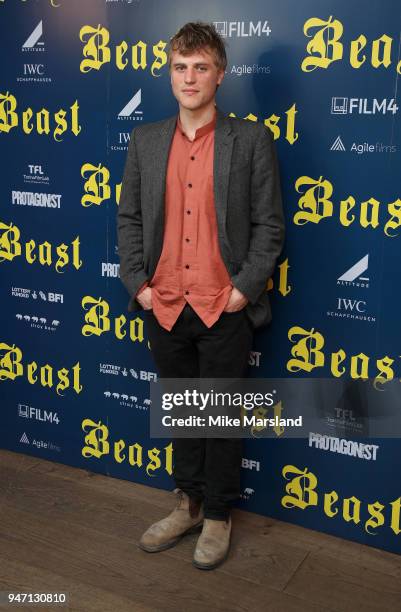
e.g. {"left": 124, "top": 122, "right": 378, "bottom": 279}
{"left": 146, "top": 111, "right": 232, "bottom": 331}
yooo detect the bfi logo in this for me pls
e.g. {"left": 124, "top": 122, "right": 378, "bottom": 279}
{"left": 139, "top": 371, "right": 157, "bottom": 382}
{"left": 242, "top": 458, "right": 260, "bottom": 471}
{"left": 48, "top": 293, "right": 63, "bottom": 303}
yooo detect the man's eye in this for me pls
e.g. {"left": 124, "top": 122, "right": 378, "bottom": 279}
{"left": 198, "top": 67, "right": 207, "bottom": 71}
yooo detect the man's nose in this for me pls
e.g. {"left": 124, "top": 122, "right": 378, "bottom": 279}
{"left": 184, "top": 68, "right": 196, "bottom": 83}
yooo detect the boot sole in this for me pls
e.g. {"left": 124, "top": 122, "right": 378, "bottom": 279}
{"left": 138, "top": 522, "right": 203, "bottom": 553}
{"left": 192, "top": 548, "right": 229, "bottom": 571}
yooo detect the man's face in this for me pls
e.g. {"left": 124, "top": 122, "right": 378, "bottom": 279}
{"left": 170, "top": 47, "right": 225, "bottom": 112}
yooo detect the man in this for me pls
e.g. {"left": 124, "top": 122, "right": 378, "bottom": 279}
{"left": 117, "top": 22, "right": 284, "bottom": 569}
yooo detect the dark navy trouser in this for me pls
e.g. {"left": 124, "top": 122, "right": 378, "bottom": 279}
{"left": 146, "top": 303, "right": 253, "bottom": 520}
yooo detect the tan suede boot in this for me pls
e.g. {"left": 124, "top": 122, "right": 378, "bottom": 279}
{"left": 139, "top": 489, "right": 204, "bottom": 553}
{"left": 193, "top": 516, "right": 232, "bottom": 570}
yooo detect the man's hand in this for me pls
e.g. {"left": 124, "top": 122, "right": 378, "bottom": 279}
{"left": 137, "top": 287, "right": 153, "bottom": 310}
{"left": 223, "top": 287, "right": 248, "bottom": 312}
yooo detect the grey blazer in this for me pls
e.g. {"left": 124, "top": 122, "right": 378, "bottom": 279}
{"left": 117, "top": 107, "right": 285, "bottom": 329}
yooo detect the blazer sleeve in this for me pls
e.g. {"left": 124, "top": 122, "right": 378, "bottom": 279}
{"left": 231, "top": 125, "right": 285, "bottom": 304}
{"left": 117, "top": 127, "right": 149, "bottom": 311}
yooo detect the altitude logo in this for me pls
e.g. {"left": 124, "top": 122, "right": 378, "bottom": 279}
{"left": 118, "top": 89, "right": 143, "bottom": 121}
{"left": 112, "top": 89, "right": 142, "bottom": 152}
{"left": 22, "top": 20, "right": 45, "bottom": 53}
{"left": 20, "top": 21, "right": 51, "bottom": 82}
{"left": 337, "top": 254, "right": 369, "bottom": 288}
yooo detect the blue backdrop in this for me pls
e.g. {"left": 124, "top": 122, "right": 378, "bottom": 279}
{"left": 1, "top": 0, "right": 400, "bottom": 555}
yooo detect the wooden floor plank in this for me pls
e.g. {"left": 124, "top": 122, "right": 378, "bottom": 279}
{"left": 0, "top": 459, "right": 311, "bottom": 592}
{"left": 0, "top": 449, "right": 399, "bottom": 612}
{"left": 0, "top": 556, "right": 152, "bottom": 612}
{"left": 284, "top": 548, "right": 401, "bottom": 612}
{"left": 0, "top": 504, "right": 332, "bottom": 612}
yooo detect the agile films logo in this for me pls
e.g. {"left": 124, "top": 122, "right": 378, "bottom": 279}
{"left": 19, "top": 431, "right": 61, "bottom": 451}
{"left": 330, "top": 135, "right": 396, "bottom": 155}
{"left": 327, "top": 255, "right": 376, "bottom": 323}
{"left": 230, "top": 63, "right": 271, "bottom": 78}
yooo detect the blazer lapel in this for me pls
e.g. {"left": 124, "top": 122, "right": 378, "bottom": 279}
{"left": 152, "top": 115, "right": 177, "bottom": 258}
{"left": 214, "top": 106, "right": 235, "bottom": 258}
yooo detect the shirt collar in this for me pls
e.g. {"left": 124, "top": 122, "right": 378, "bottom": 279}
{"left": 176, "top": 110, "right": 217, "bottom": 141}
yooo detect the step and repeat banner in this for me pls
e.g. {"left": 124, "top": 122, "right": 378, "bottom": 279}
{"left": 1, "top": 0, "right": 400, "bottom": 555}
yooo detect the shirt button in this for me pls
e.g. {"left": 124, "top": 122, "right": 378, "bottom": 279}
{"left": 185, "top": 238, "right": 190, "bottom": 242}
{"left": 188, "top": 183, "right": 192, "bottom": 188}
{"left": 191, "top": 156, "right": 195, "bottom": 161}
{"left": 185, "top": 290, "right": 190, "bottom": 295}
{"left": 185, "top": 264, "right": 190, "bottom": 269}
{"left": 186, "top": 210, "right": 191, "bottom": 215}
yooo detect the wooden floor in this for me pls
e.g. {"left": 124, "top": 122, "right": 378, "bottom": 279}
{"left": 0, "top": 450, "right": 400, "bottom": 612}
